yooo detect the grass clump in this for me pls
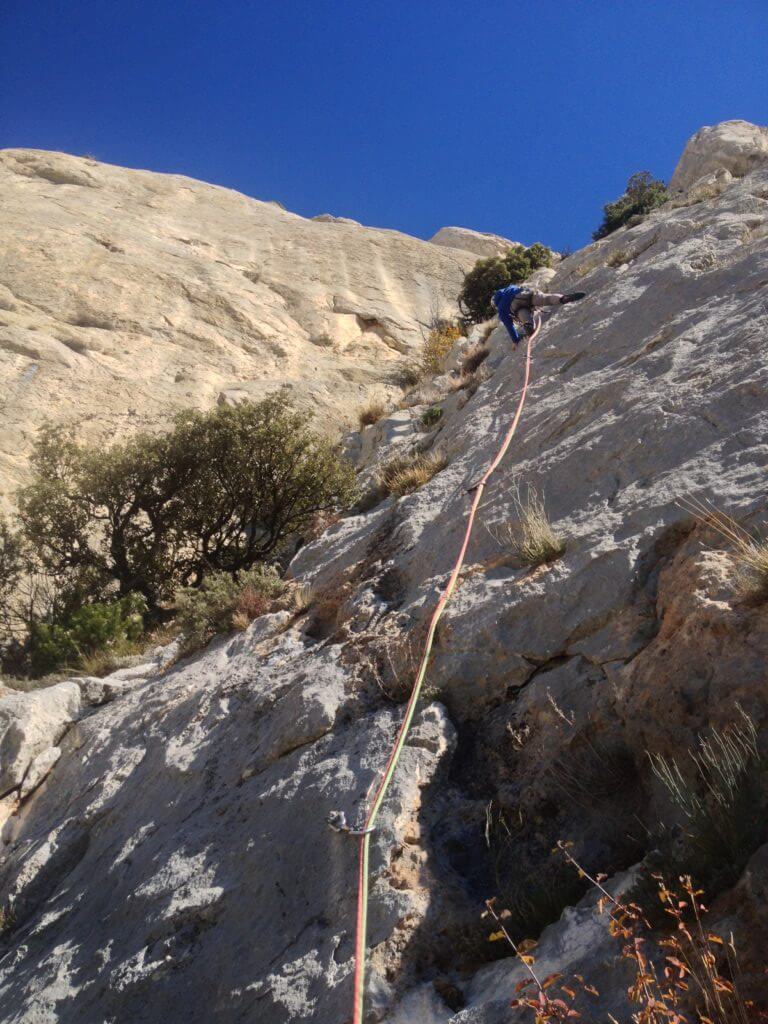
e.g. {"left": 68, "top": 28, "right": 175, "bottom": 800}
{"left": 501, "top": 487, "right": 565, "bottom": 567}
{"left": 461, "top": 344, "right": 491, "bottom": 375}
{"left": 358, "top": 399, "right": 388, "bottom": 428}
{"left": 606, "top": 249, "right": 629, "bottom": 268}
{"left": 647, "top": 708, "right": 764, "bottom": 896}
{"left": 680, "top": 496, "right": 768, "bottom": 601}
{"left": 593, "top": 170, "right": 668, "bottom": 240}
{"left": 458, "top": 243, "right": 553, "bottom": 326}
{"left": 378, "top": 450, "right": 448, "bottom": 497}
{"left": 175, "top": 566, "right": 284, "bottom": 657}
{"left": 420, "top": 406, "right": 443, "bottom": 429}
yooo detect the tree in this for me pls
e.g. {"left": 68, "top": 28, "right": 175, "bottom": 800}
{"left": 458, "top": 243, "right": 554, "bottom": 325}
{"left": 592, "top": 171, "right": 668, "bottom": 240}
{"left": 17, "top": 396, "right": 356, "bottom": 612}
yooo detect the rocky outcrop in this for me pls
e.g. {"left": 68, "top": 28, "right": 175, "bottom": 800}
{"left": 0, "top": 150, "right": 476, "bottom": 506}
{"left": 1, "top": 122, "right": 768, "bottom": 1022}
{"left": 429, "top": 226, "right": 517, "bottom": 258}
{"left": 0, "top": 682, "right": 80, "bottom": 798}
{"left": 670, "top": 119, "right": 768, "bottom": 193}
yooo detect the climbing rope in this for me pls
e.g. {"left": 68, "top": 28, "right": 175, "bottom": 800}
{"left": 348, "top": 315, "right": 540, "bottom": 1024}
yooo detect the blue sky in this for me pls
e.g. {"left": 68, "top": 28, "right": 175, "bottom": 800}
{"left": 1, "top": 1, "right": 766, "bottom": 250}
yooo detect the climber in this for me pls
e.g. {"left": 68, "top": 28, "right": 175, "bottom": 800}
{"left": 492, "top": 285, "right": 586, "bottom": 343}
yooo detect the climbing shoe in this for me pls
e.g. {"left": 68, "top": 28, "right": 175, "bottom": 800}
{"left": 560, "top": 291, "right": 586, "bottom": 304}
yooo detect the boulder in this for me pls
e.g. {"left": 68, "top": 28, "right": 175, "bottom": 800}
{"left": 429, "top": 226, "right": 519, "bottom": 258}
{"left": 0, "top": 682, "right": 80, "bottom": 796}
{"left": 670, "top": 119, "right": 768, "bottom": 192}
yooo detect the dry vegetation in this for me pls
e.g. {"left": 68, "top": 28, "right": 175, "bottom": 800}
{"left": 422, "top": 322, "right": 462, "bottom": 376}
{"left": 378, "top": 450, "right": 448, "bottom": 497}
{"left": 461, "top": 343, "right": 491, "bottom": 375}
{"left": 680, "top": 496, "right": 768, "bottom": 600}
{"left": 358, "top": 399, "right": 388, "bottom": 428}
{"left": 500, "top": 487, "right": 566, "bottom": 567}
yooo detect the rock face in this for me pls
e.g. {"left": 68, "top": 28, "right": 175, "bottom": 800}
{"left": 429, "top": 226, "right": 518, "bottom": 258}
{"left": 2, "top": 121, "right": 768, "bottom": 1022}
{"left": 670, "top": 119, "right": 768, "bottom": 193}
{"left": 0, "top": 150, "right": 475, "bottom": 505}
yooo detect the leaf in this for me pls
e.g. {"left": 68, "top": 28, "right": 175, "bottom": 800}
{"left": 542, "top": 973, "right": 563, "bottom": 990}
{"left": 707, "top": 933, "right": 724, "bottom": 945}
{"left": 518, "top": 939, "right": 538, "bottom": 953}
{"left": 488, "top": 930, "right": 506, "bottom": 942}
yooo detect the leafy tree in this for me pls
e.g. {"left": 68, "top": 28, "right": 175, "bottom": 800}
{"left": 592, "top": 171, "right": 668, "bottom": 240}
{"left": 17, "top": 396, "right": 356, "bottom": 613}
{"left": 458, "top": 243, "right": 553, "bottom": 325}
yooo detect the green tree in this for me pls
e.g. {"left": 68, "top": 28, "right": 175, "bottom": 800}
{"left": 458, "top": 243, "right": 553, "bottom": 325}
{"left": 18, "top": 396, "right": 356, "bottom": 613}
{"left": 592, "top": 171, "right": 668, "bottom": 240}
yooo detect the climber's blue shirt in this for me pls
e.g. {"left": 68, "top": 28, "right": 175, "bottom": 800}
{"left": 492, "top": 285, "right": 523, "bottom": 343}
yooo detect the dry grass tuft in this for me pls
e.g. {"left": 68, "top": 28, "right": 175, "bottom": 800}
{"left": 501, "top": 487, "right": 565, "bottom": 567}
{"left": 679, "top": 495, "right": 768, "bottom": 600}
{"left": 358, "top": 399, "right": 388, "bottom": 429}
{"left": 606, "top": 249, "right": 629, "bottom": 268}
{"left": 378, "top": 450, "right": 448, "bottom": 497}
{"left": 461, "top": 343, "right": 491, "bottom": 375}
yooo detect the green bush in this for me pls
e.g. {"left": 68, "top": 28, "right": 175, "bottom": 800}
{"left": 458, "top": 243, "right": 553, "bottom": 325}
{"left": 175, "top": 566, "right": 284, "bottom": 656}
{"left": 28, "top": 593, "right": 146, "bottom": 675}
{"left": 420, "top": 406, "right": 443, "bottom": 429}
{"left": 593, "top": 171, "right": 668, "bottom": 240}
{"left": 18, "top": 396, "right": 356, "bottom": 612}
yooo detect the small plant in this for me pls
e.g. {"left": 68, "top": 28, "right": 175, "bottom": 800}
{"left": 310, "top": 332, "right": 334, "bottom": 347}
{"left": 593, "top": 171, "right": 668, "bottom": 240}
{"left": 679, "top": 496, "right": 768, "bottom": 601}
{"left": 289, "top": 581, "right": 315, "bottom": 614}
{"left": 378, "top": 450, "right": 448, "bottom": 497}
{"left": 28, "top": 593, "right": 147, "bottom": 676}
{"left": 422, "top": 322, "right": 462, "bottom": 376}
{"left": 420, "top": 406, "right": 443, "bottom": 429}
{"left": 646, "top": 708, "right": 764, "bottom": 895}
{"left": 607, "top": 249, "right": 629, "bottom": 268}
{"left": 458, "top": 244, "right": 554, "bottom": 325}
{"left": 175, "top": 566, "right": 284, "bottom": 656}
{"left": 358, "top": 399, "right": 388, "bottom": 428}
{"left": 392, "top": 364, "right": 423, "bottom": 389}
{"left": 0, "top": 904, "right": 15, "bottom": 936}
{"left": 500, "top": 487, "right": 565, "bottom": 568}
{"left": 461, "top": 343, "right": 491, "bottom": 375}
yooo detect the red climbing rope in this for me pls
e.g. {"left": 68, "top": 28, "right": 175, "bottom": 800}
{"left": 350, "top": 315, "right": 540, "bottom": 1024}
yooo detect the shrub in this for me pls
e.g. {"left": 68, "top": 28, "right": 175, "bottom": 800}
{"left": 28, "top": 593, "right": 146, "bottom": 676}
{"left": 458, "top": 244, "right": 554, "bottom": 325}
{"left": 593, "top": 171, "right": 669, "bottom": 240}
{"left": 358, "top": 399, "right": 388, "bottom": 428}
{"left": 420, "top": 406, "right": 443, "bottom": 429}
{"left": 500, "top": 487, "right": 565, "bottom": 567}
{"left": 0, "top": 516, "right": 24, "bottom": 642}
{"left": 422, "top": 322, "right": 462, "bottom": 376}
{"left": 378, "top": 450, "right": 448, "bottom": 497}
{"left": 175, "top": 565, "right": 284, "bottom": 656}
{"left": 18, "top": 397, "right": 356, "bottom": 612}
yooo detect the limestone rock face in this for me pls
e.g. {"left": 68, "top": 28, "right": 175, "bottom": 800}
{"left": 0, "top": 149, "right": 475, "bottom": 505}
{"left": 0, "top": 682, "right": 80, "bottom": 797}
{"left": 670, "top": 119, "right": 768, "bottom": 192}
{"left": 2, "top": 123, "right": 768, "bottom": 1022}
{"left": 429, "top": 226, "right": 518, "bottom": 258}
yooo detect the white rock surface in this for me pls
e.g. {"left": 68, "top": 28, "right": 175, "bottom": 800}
{"left": 429, "top": 226, "right": 518, "bottom": 258}
{"left": 0, "top": 149, "right": 475, "bottom": 505}
{"left": 0, "top": 682, "right": 80, "bottom": 796}
{"left": 670, "top": 119, "right": 768, "bottom": 192}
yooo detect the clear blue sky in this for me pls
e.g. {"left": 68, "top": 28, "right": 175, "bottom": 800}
{"left": 1, "top": 1, "right": 766, "bottom": 250}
